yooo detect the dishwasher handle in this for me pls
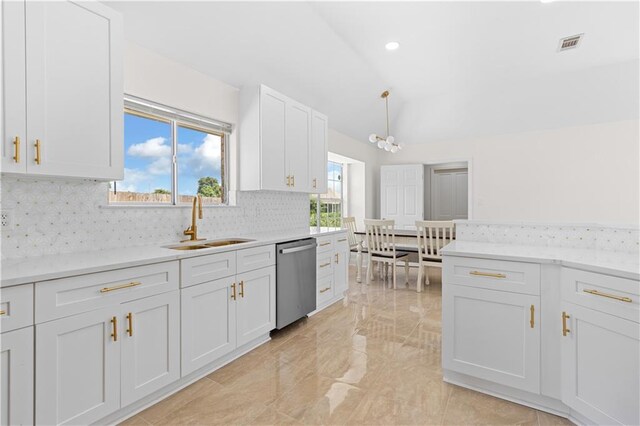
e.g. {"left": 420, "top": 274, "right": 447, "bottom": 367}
{"left": 280, "top": 243, "right": 316, "bottom": 255}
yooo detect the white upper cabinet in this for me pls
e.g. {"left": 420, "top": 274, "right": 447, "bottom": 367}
{"left": 2, "top": 0, "right": 123, "bottom": 180}
{"left": 239, "top": 84, "right": 328, "bottom": 193}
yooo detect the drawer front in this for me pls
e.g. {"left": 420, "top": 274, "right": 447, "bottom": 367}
{"left": 181, "top": 251, "right": 236, "bottom": 288}
{"left": 316, "top": 236, "right": 334, "bottom": 253}
{"left": 317, "top": 274, "right": 334, "bottom": 306}
{"left": 334, "top": 232, "right": 349, "bottom": 251}
{"left": 317, "top": 252, "right": 334, "bottom": 278}
{"left": 444, "top": 256, "right": 540, "bottom": 295}
{"left": 35, "top": 262, "right": 179, "bottom": 323}
{"left": 0, "top": 284, "right": 34, "bottom": 333}
{"left": 562, "top": 267, "right": 639, "bottom": 323}
{"left": 237, "top": 245, "right": 275, "bottom": 274}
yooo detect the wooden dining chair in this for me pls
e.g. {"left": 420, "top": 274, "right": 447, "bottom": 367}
{"left": 415, "top": 220, "right": 455, "bottom": 292}
{"left": 364, "top": 219, "right": 410, "bottom": 289}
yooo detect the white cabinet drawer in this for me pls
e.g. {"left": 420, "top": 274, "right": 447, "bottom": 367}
{"left": 317, "top": 274, "right": 334, "bottom": 306}
{"left": 35, "top": 262, "right": 179, "bottom": 323}
{"left": 317, "top": 252, "right": 334, "bottom": 278}
{"left": 0, "top": 284, "right": 34, "bottom": 333}
{"left": 562, "top": 267, "right": 639, "bottom": 323}
{"left": 316, "top": 236, "right": 333, "bottom": 253}
{"left": 333, "top": 233, "right": 349, "bottom": 250}
{"left": 181, "top": 251, "right": 236, "bottom": 288}
{"left": 237, "top": 245, "right": 275, "bottom": 274}
{"left": 444, "top": 256, "right": 540, "bottom": 295}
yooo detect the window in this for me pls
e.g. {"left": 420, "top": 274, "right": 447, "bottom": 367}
{"left": 109, "top": 96, "right": 230, "bottom": 205}
{"left": 310, "top": 161, "right": 344, "bottom": 229}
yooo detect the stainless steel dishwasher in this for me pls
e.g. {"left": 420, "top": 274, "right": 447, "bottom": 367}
{"left": 276, "top": 238, "right": 317, "bottom": 329}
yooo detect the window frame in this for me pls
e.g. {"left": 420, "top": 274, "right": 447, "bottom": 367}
{"left": 110, "top": 95, "right": 231, "bottom": 206}
{"left": 311, "top": 160, "right": 345, "bottom": 230}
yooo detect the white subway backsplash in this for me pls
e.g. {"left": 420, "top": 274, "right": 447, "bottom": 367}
{"left": 455, "top": 220, "right": 639, "bottom": 254}
{"left": 0, "top": 176, "right": 309, "bottom": 259}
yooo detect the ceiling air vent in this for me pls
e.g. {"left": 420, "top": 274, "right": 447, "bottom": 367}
{"left": 558, "top": 34, "right": 584, "bottom": 52}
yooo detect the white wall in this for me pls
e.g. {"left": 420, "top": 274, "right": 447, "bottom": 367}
{"left": 328, "top": 129, "right": 380, "bottom": 228}
{"left": 380, "top": 120, "right": 640, "bottom": 225}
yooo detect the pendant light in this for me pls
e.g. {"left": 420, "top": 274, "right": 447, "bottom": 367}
{"left": 368, "top": 90, "right": 402, "bottom": 153}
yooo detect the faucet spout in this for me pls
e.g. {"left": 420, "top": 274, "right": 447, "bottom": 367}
{"left": 182, "top": 195, "right": 205, "bottom": 242}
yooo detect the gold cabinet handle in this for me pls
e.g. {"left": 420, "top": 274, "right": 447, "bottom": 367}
{"left": 469, "top": 271, "right": 506, "bottom": 279}
{"left": 583, "top": 289, "right": 632, "bottom": 303}
{"left": 319, "top": 241, "right": 331, "bottom": 247}
{"left": 126, "top": 312, "right": 133, "bottom": 337}
{"left": 562, "top": 311, "right": 570, "bottom": 336}
{"left": 34, "top": 139, "right": 41, "bottom": 165}
{"left": 286, "top": 175, "right": 291, "bottom": 187}
{"left": 239, "top": 280, "right": 245, "bottom": 298}
{"left": 530, "top": 305, "right": 535, "bottom": 328}
{"left": 110, "top": 316, "right": 118, "bottom": 342}
{"left": 338, "top": 238, "right": 347, "bottom": 242}
{"left": 100, "top": 281, "right": 141, "bottom": 293}
{"left": 13, "top": 136, "right": 20, "bottom": 163}
{"left": 292, "top": 175, "right": 295, "bottom": 187}
{"left": 319, "top": 262, "right": 331, "bottom": 268}
{"left": 313, "top": 178, "right": 317, "bottom": 188}
{"left": 0, "top": 310, "right": 6, "bottom": 316}
{"left": 231, "top": 283, "right": 236, "bottom": 300}
{"left": 320, "top": 287, "right": 331, "bottom": 294}
{"left": 335, "top": 253, "right": 339, "bottom": 264}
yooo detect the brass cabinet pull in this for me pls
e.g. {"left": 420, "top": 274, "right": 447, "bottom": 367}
{"left": 319, "top": 242, "right": 331, "bottom": 247}
{"left": 34, "top": 139, "right": 41, "bottom": 165}
{"left": 13, "top": 136, "right": 20, "bottom": 163}
{"left": 100, "top": 281, "right": 141, "bottom": 293}
{"left": 231, "top": 283, "right": 236, "bottom": 300}
{"left": 292, "top": 175, "right": 295, "bottom": 187}
{"left": 335, "top": 253, "right": 339, "bottom": 264}
{"left": 313, "top": 178, "right": 317, "bottom": 188}
{"left": 319, "top": 262, "right": 331, "bottom": 268}
{"left": 286, "top": 176, "right": 291, "bottom": 187}
{"left": 583, "top": 289, "right": 632, "bottom": 303}
{"left": 126, "top": 312, "right": 133, "bottom": 337}
{"left": 239, "top": 280, "right": 245, "bottom": 298}
{"left": 338, "top": 238, "right": 347, "bottom": 242}
{"left": 0, "top": 310, "right": 6, "bottom": 316}
{"left": 530, "top": 305, "right": 535, "bottom": 328}
{"left": 110, "top": 316, "right": 118, "bottom": 341}
{"left": 562, "top": 311, "right": 570, "bottom": 336}
{"left": 319, "top": 287, "right": 331, "bottom": 294}
{"left": 469, "top": 271, "right": 506, "bottom": 279}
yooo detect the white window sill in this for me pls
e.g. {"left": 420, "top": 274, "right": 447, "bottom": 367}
{"left": 100, "top": 203, "right": 239, "bottom": 209}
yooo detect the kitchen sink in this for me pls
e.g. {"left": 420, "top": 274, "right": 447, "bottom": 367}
{"left": 166, "top": 238, "right": 254, "bottom": 251}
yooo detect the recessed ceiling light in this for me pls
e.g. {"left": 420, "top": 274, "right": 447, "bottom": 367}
{"left": 385, "top": 41, "right": 400, "bottom": 51}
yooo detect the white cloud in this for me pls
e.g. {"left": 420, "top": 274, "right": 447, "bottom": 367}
{"left": 117, "top": 167, "right": 149, "bottom": 192}
{"left": 128, "top": 137, "right": 171, "bottom": 158}
{"left": 184, "top": 134, "right": 222, "bottom": 175}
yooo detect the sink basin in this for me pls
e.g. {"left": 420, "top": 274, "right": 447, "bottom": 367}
{"left": 166, "top": 238, "right": 254, "bottom": 251}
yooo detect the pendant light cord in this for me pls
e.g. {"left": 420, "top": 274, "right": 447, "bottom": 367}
{"left": 385, "top": 95, "right": 390, "bottom": 138}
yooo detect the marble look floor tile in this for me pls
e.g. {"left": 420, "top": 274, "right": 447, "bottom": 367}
{"left": 119, "top": 414, "right": 152, "bottom": 426}
{"left": 241, "top": 406, "right": 301, "bottom": 425}
{"left": 348, "top": 392, "right": 444, "bottom": 425}
{"left": 537, "top": 411, "right": 575, "bottom": 425}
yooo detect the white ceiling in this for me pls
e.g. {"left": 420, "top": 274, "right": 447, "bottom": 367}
{"left": 107, "top": 1, "right": 639, "bottom": 145}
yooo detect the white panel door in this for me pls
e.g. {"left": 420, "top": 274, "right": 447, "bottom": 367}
{"left": 561, "top": 303, "right": 639, "bottom": 425}
{"left": 236, "top": 266, "right": 276, "bottom": 347}
{"left": 1, "top": 0, "right": 27, "bottom": 174}
{"left": 443, "top": 285, "right": 540, "bottom": 394}
{"left": 25, "top": 0, "right": 123, "bottom": 179}
{"left": 121, "top": 291, "right": 180, "bottom": 407}
{"left": 1, "top": 327, "right": 34, "bottom": 426}
{"left": 181, "top": 278, "right": 237, "bottom": 375}
{"left": 380, "top": 165, "right": 423, "bottom": 228}
{"left": 310, "top": 111, "right": 328, "bottom": 194}
{"left": 36, "top": 307, "right": 120, "bottom": 425}
{"left": 260, "top": 86, "right": 287, "bottom": 191}
{"left": 286, "top": 101, "right": 311, "bottom": 192}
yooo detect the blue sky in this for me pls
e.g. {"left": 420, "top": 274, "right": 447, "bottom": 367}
{"left": 117, "top": 113, "right": 222, "bottom": 196}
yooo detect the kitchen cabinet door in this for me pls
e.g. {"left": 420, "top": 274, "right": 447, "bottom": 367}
{"left": 181, "top": 278, "right": 237, "bottom": 375}
{"left": 36, "top": 307, "right": 120, "bottom": 425}
{"left": 310, "top": 111, "right": 328, "bottom": 194}
{"left": 260, "top": 86, "right": 288, "bottom": 191}
{"left": 443, "top": 285, "right": 540, "bottom": 394}
{"left": 333, "top": 238, "right": 350, "bottom": 297}
{"left": 24, "top": 0, "right": 123, "bottom": 180}
{"left": 1, "top": 0, "right": 27, "bottom": 174}
{"left": 236, "top": 266, "right": 276, "bottom": 347}
{"left": 286, "top": 100, "right": 311, "bottom": 192}
{"left": 120, "top": 291, "right": 180, "bottom": 407}
{"left": 1, "top": 327, "right": 34, "bottom": 426}
{"left": 561, "top": 303, "right": 639, "bottom": 425}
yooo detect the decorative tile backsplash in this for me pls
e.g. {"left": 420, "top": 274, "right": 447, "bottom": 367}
{"left": 455, "top": 220, "right": 640, "bottom": 254}
{"left": 0, "top": 176, "right": 309, "bottom": 259}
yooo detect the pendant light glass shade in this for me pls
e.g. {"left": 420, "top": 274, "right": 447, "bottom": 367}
{"left": 377, "top": 140, "right": 385, "bottom": 149}
{"left": 368, "top": 133, "right": 378, "bottom": 143}
{"left": 369, "top": 90, "right": 400, "bottom": 153}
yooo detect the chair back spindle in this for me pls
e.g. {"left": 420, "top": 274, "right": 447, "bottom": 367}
{"left": 415, "top": 220, "right": 455, "bottom": 260}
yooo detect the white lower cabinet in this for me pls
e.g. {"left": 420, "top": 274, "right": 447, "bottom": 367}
{"left": 121, "top": 291, "right": 180, "bottom": 407}
{"left": 36, "top": 307, "right": 120, "bottom": 425}
{"left": 236, "top": 266, "right": 276, "bottom": 347}
{"left": 333, "top": 237, "right": 350, "bottom": 296}
{"left": 1, "top": 326, "right": 34, "bottom": 426}
{"left": 315, "top": 232, "right": 350, "bottom": 310}
{"left": 561, "top": 303, "right": 639, "bottom": 425}
{"left": 443, "top": 285, "right": 540, "bottom": 394}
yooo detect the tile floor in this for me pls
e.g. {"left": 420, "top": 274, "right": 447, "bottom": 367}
{"left": 122, "top": 266, "right": 573, "bottom": 425}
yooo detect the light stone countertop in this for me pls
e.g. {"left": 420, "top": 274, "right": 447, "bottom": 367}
{"left": 0, "top": 228, "right": 347, "bottom": 287}
{"left": 442, "top": 240, "right": 640, "bottom": 281}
